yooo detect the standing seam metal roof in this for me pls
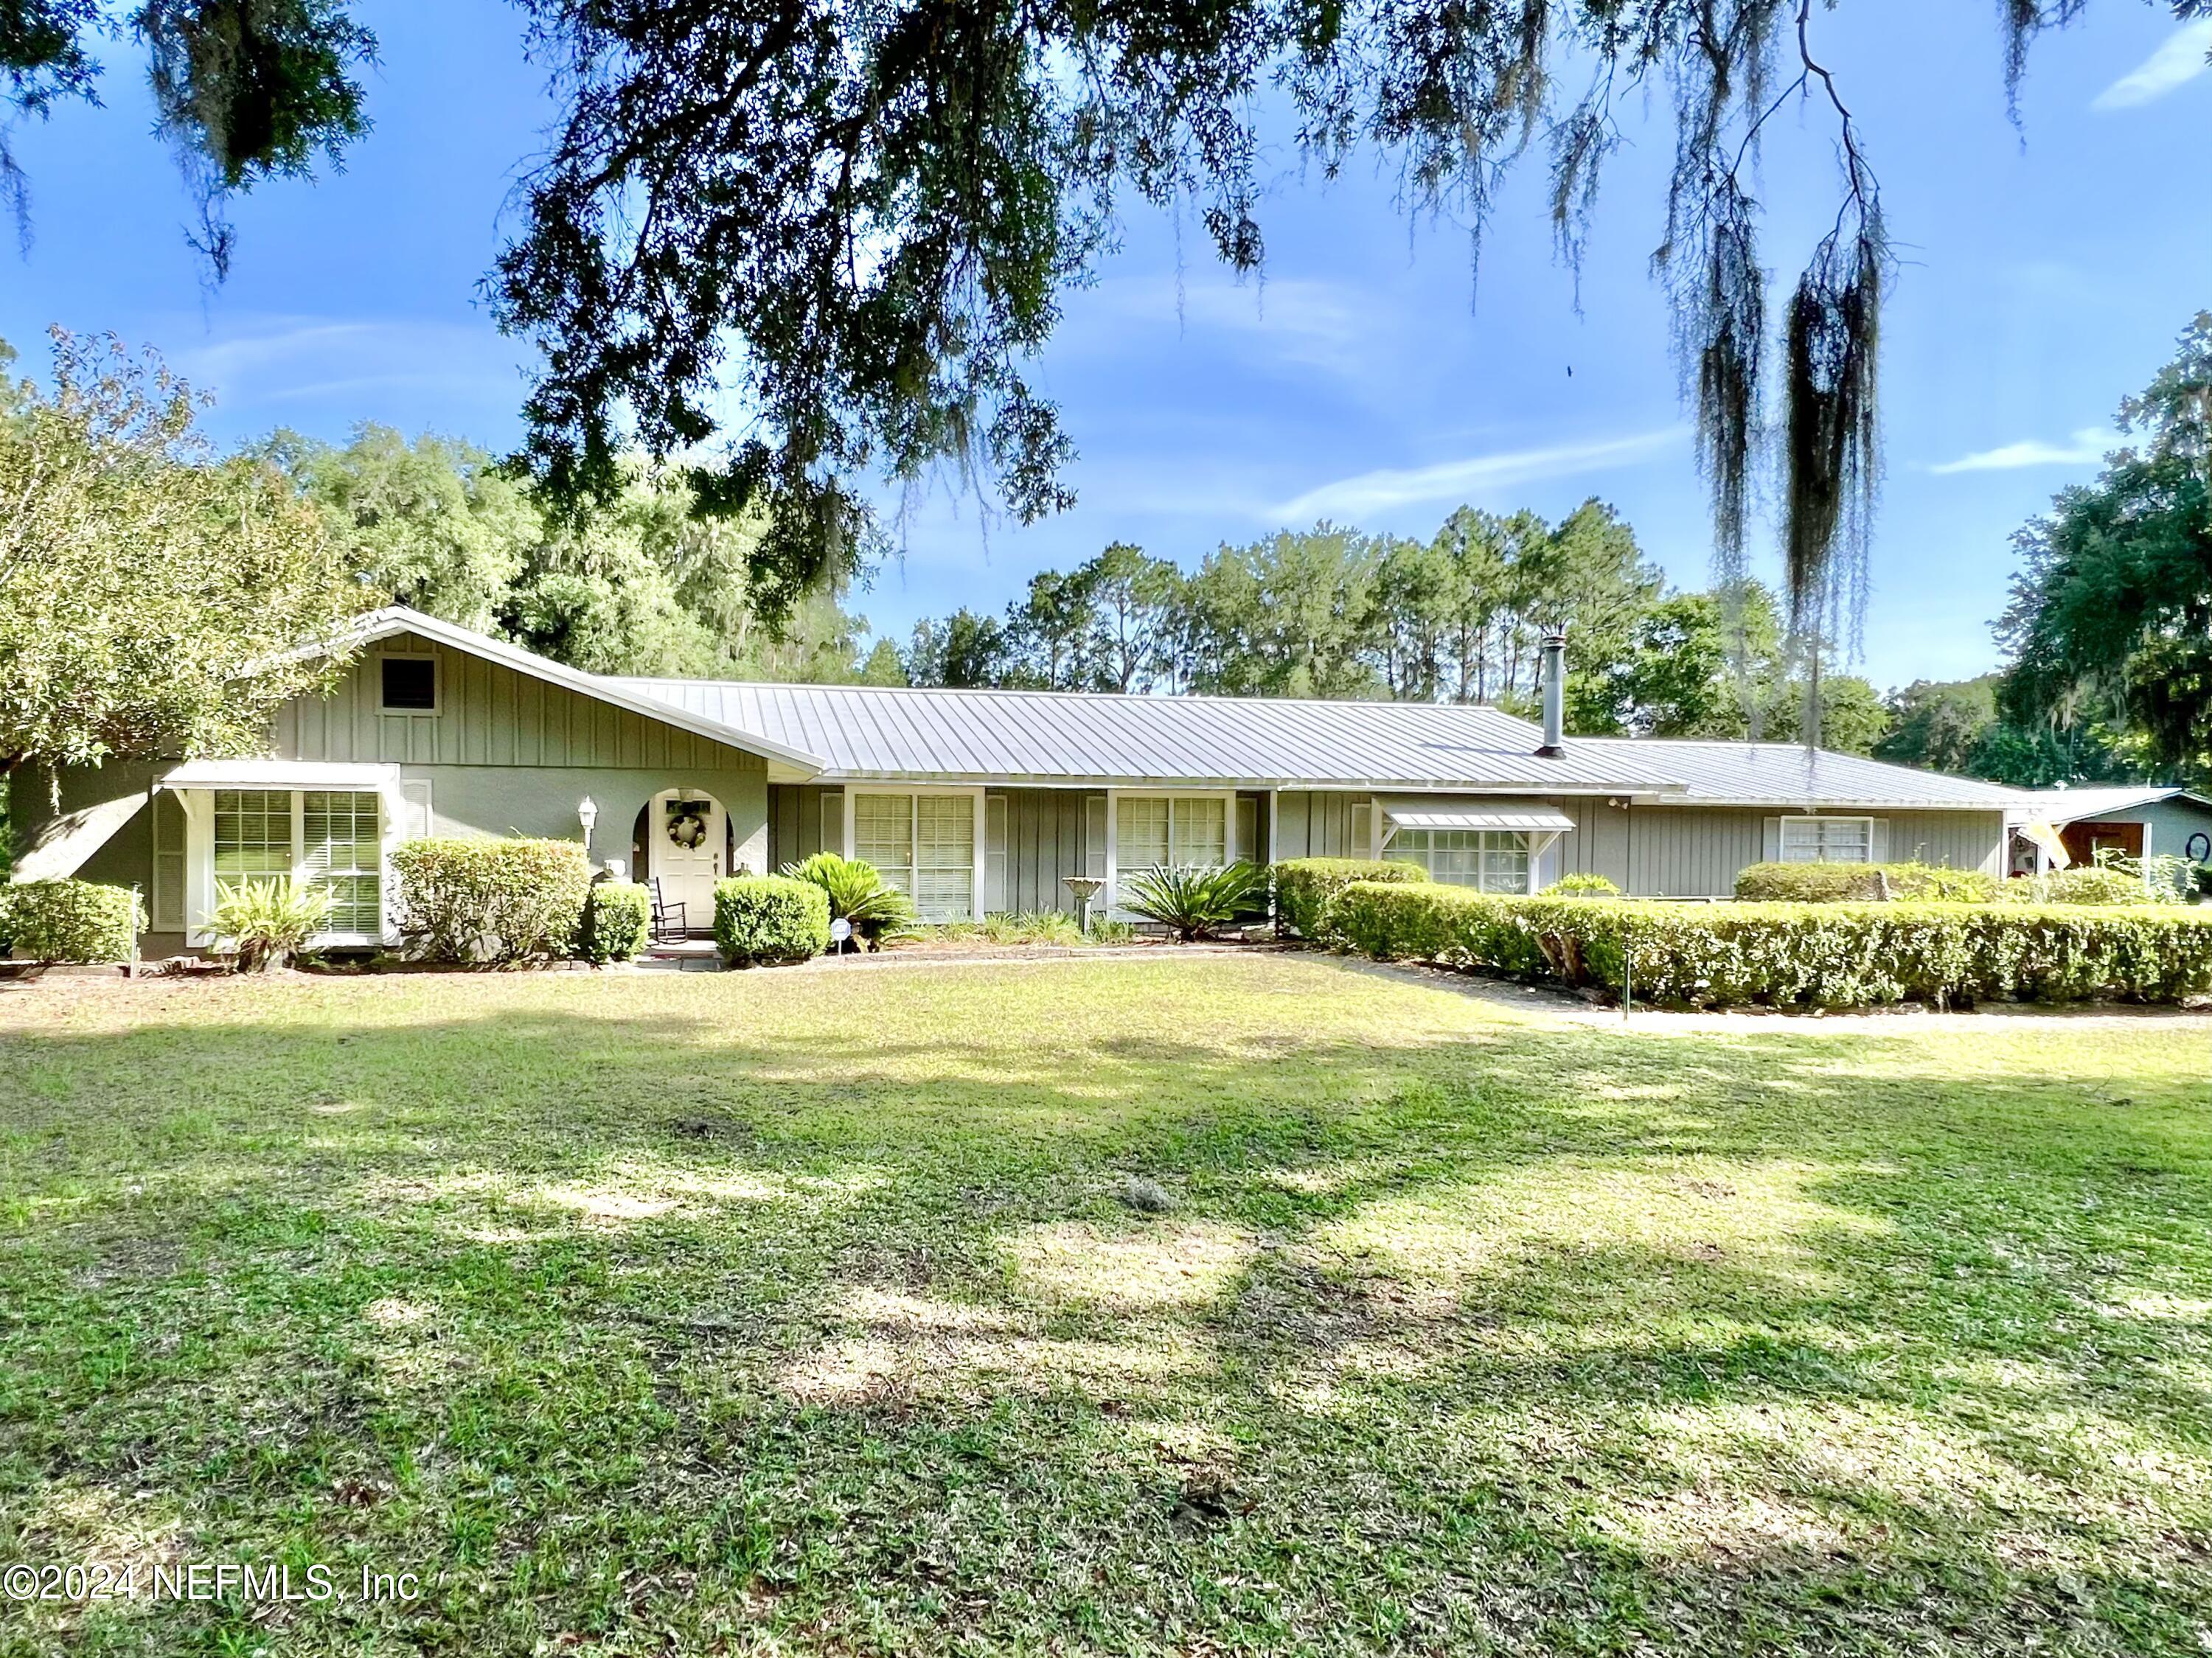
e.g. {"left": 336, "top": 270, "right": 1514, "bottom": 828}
{"left": 603, "top": 676, "right": 2018, "bottom": 807}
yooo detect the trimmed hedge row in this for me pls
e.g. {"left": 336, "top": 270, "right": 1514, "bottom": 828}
{"left": 1271, "top": 857, "right": 1427, "bottom": 937}
{"left": 1735, "top": 861, "right": 2002, "bottom": 903}
{"left": 0, "top": 879, "right": 143, "bottom": 964}
{"left": 714, "top": 875, "right": 830, "bottom": 966}
{"left": 1321, "top": 880, "right": 2212, "bottom": 1008}
{"left": 390, "top": 837, "right": 592, "bottom": 964}
{"left": 580, "top": 881, "right": 651, "bottom": 964}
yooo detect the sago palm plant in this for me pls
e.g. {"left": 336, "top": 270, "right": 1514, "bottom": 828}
{"left": 1119, "top": 863, "right": 1267, "bottom": 942}
{"left": 779, "top": 851, "right": 917, "bottom": 948}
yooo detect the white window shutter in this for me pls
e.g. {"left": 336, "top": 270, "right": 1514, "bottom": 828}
{"left": 985, "top": 795, "right": 1009, "bottom": 912}
{"left": 1762, "top": 817, "right": 1781, "bottom": 862}
{"left": 1084, "top": 795, "right": 1107, "bottom": 879}
{"left": 1869, "top": 818, "right": 1890, "bottom": 864}
{"left": 152, "top": 793, "right": 185, "bottom": 930}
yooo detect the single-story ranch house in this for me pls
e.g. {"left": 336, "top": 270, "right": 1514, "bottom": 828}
{"left": 14, "top": 606, "right": 2032, "bottom": 955}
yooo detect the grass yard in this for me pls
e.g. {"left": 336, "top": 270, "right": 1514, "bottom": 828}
{"left": 1, "top": 957, "right": 2209, "bottom": 1656}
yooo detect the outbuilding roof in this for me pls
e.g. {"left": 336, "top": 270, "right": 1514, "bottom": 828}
{"left": 2008, "top": 786, "right": 2212, "bottom": 822}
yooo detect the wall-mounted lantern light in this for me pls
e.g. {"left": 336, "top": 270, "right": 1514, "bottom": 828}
{"left": 578, "top": 795, "right": 599, "bottom": 855}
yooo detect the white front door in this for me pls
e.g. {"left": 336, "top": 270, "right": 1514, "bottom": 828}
{"left": 650, "top": 788, "right": 724, "bottom": 928}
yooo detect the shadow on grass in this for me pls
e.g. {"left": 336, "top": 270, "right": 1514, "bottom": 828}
{"left": 1, "top": 962, "right": 2208, "bottom": 1654}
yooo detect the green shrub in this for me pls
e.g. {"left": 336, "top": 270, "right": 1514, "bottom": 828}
{"left": 1999, "top": 865, "right": 2173, "bottom": 906}
{"left": 1735, "top": 862, "right": 1886, "bottom": 902}
{"left": 0, "top": 879, "right": 142, "bottom": 964}
{"left": 779, "top": 851, "right": 916, "bottom": 947}
{"left": 1121, "top": 862, "right": 1268, "bottom": 941}
{"left": 580, "top": 881, "right": 651, "bottom": 964}
{"left": 1736, "top": 861, "right": 2000, "bottom": 903}
{"left": 1886, "top": 863, "right": 2000, "bottom": 903}
{"left": 1270, "top": 857, "right": 1427, "bottom": 937}
{"left": 210, "top": 877, "right": 332, "bottom": 972}
{"left": 390, "top": 837, "right": 591, "bottom": 964}
{"left": 1541, "top": 872, "right": 1621, "bottom": 896}
{"left": 714, "top": 875, "right": 830, "bottom": 966}
{"left": 1321, "top": 880, "right": 2212, "bottom": 1009}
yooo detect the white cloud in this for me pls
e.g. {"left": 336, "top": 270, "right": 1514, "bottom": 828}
{"left": 1927, "top": 428, "right": 2109, "bottom": 475}
{"left": 2091, "top": 20, "right": 2212, "bottom": 111}
{"left": 167, "top": 316, "right": 529, "bottom": 414}
{"left": 1273, "top": 429, "right": 1683, "bottom": 520}
{"left": 1087, "top": 274, "right": 1378, "bottom": 379}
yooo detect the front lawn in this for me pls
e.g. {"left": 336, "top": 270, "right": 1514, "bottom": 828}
{"left": 2, "top": 959, "right": 2208, "bottom": 1654}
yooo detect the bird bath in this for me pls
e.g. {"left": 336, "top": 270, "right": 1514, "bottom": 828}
{"left": 1061, "top": 876, "right": 1106, "bottom": 934}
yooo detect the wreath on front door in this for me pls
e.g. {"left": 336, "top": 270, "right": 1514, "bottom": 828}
{"left": 665, "top": 806, "right": 709, "bottom": 849}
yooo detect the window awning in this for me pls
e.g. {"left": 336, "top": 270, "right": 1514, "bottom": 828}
{"left": 1381, "top": 797, "right": 1575, "bottom": 832}
{"left": 8, "top": 792, "right": 150, "bottom": 883}
{"left": 161, "top": 760, "right": 400, "bottom": 790}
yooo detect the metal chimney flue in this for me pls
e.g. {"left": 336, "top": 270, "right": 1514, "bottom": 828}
{"left": 1535, "top": 631, "right": 1566, "bottom": 758}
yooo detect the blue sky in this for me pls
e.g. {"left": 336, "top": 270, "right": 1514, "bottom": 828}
{"left": 1, "top": 1, "right": 2206, "bottom": 689}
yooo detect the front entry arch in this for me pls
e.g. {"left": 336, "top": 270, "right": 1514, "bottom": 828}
{"left": 647, "top": 787, "right": 726, "bottom": 929}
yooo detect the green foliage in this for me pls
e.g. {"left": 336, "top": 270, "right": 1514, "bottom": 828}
{"left": 273, "top": 433, "right": 888, "bottom": 681}
{"left": 262, "top": 425, "right": 535, "bottom": 633}
{"left": 1888, "top": 863, "right": 2003, "bottom": 903}
{"left": 779, "top": 851, "right": 916, "bottom": 947}
{"left": 0, "top": 330, "right": 360, "bottom": 773}
{"left": 580, "top": 880, "right": 651, "bottom": 964}
{"left": 1999, "top": 311, "right": 2212, "bottom": 784}
{"left": 0, "top": 3, "right": 372, "bottom": 279}
{"left": 1736, "top": 863, "right": 1886, "bottom": 902}
{"left": 714, "top": 875, "right": 830, "bottom": 967}
{"left": 1271, "top": 858, "right": 1428, "bottom": 938}
{"left": 925, "top": 911, "right": 1096, "bottom": 947}
{"left": 0, "top": 879, "right": 142, "bottom": 964}
{"left": 1736, "top": 862, "right": 2000, "bottom": 904}
{"left": 389, "top": 837, "right": 592, "bottom": 965}
{"left": 209, "top": 875, "right": 332, "bottom": 972}
{"left": 1997, "top": 867, "right": 2173, "bottom": 908}
{"left": 1119, "top": 863, "right": 1268, "bottom": 942}
{"left": 1322, "top": 881, "right": 2212, "bottom": 1009}
{"left": 899, "top": 517, "right": 1892, "bottom": 751}
{"left": 1541, "top": 872, "right": 1621, "bottom": 896}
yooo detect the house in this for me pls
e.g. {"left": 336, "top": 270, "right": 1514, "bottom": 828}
{"left": 9, "top": 608, "right": 2025, "bottom": 955}
{"left": 2006, "top": 787, "right": 2212, "bottom": 875}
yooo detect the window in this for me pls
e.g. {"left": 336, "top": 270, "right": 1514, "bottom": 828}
{"left": 211, "top": 789, "right": 384, "bottom": 938}
{"left": 304, "top": 793, "right": 383, "bottom": 933}
{"left": 213, "top": 790, "right": 292, "bottom": 882}
{"left": 1780, "top": 815, "right": 1872, "bottom": 864}
{"left": 1391, "top": 828, "right": 1531, "bottom": 894}
{"left": 914, "top": 797, "right": 975, "bottom": 921}
{"left": 852, "top": 793, "right": 975, "bottom": 922}
{"left": 1116, "top": 795, "right": 1228, "bottom": 872}
{"left": 380, "top": 655, "right": 439, "bottom": 712}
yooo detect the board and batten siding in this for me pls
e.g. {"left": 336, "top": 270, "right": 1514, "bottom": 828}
{"left": 1540, "top": 800, "right": 2008, "bottom": 897}
{"left": 768, "top": 786, "right": 841, "bottom": 871}
{"left": 1273, "top": 792, "right": 1377, "bottom": 860}
{"left": 271, "top": 634, "right": 768, "bottom": 777}
{"left": 268, "top": 633, "right": 772, "bottom": 871}
{"left": 991, "top": 789, "right": 1101, "bottom": 913}
{"left": 774, "top": 786, "right": 1111, "bottom": 915}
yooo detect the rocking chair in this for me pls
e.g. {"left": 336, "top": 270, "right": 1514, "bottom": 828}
{"left": 650, "top": 878, "right": 690, "bottom": 943}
